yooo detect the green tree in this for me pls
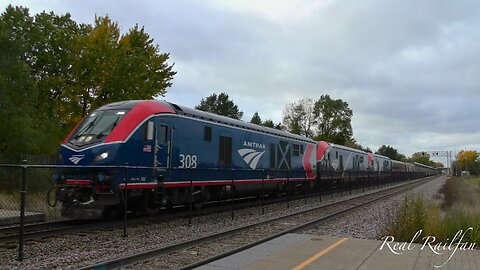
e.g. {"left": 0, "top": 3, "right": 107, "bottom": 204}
{"left": 345, "top": 138, "right": 372, "bottom": 153}
{"left": 0, "top": 6, "right": 176, "bottom": 158}
{"left": 250, "top": 112, "right": 262, "bottom": 125}
{"left": 0, "top": 6, "right": 37, "bottom": 162}
{"left": 376, "top": 145, "right": 406, "bottom": 161}
{"left": 313, "top": 94, "right": 353, "bottom": 144}
{"left": 72, "top": 17, "right": 175, "bottom": 119}
{"left": 282, "top": 98, "right": 316, "bottom": 137}
{"left": 195, "top": 92, "right": 243, "bottom": 119}
{"left": 263, "top": 119, "right": 275, "bottom": 128}
{"left": 409, "top": 152, "right": 435, "bottom": 167}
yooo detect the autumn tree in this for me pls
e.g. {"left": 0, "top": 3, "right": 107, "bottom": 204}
{"left": 195, "top": 92, "right": 243, "bottom": 119}
{"left": 434, "top": 162, "right": 444, "bottom": 168}
{"left": 456, "top": 150, "right": 479, "bottom": 171}
{"left": 313, "top": 95, "right": 353, "bottom": 144}
{"left": 0, "top": 5, "right": 176, "bottom": 157}
{"left": 72, "top": 16, "right": 175, "bottom": 120}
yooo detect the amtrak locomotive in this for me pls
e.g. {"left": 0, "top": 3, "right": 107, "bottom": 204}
{"left": 54, "top": 100, "right": 438, "bottom": 218}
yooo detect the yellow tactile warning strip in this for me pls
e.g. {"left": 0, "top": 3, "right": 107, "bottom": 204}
{"left": 292, "top": 237, "right": 349, "bottom": 270}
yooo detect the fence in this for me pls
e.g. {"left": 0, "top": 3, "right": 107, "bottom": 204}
{"left": 0, "top": 160, "right": 429, "bottom": 260}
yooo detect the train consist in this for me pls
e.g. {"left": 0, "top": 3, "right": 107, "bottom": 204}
{"left": 54, "top": 100, "right": 439, "bottom": 218}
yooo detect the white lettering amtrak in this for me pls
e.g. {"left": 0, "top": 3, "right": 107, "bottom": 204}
{"left": 243, "top": 141, "right": 266, "bottom": 150}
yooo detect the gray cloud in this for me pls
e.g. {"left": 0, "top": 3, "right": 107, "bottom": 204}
{"left": 4, "top": 0, "right": 480, "bottom": 158}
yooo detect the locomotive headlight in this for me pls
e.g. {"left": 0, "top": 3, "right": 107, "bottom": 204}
{"left": 94, "top": 151, "right": 110, "bottom": 161}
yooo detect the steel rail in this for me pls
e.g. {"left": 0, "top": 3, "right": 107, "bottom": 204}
{"left": 77, "top": 175, "right": 439, "bottom": 270}
{"left": 0, "top": 174, "right": 393, "bottom": 245}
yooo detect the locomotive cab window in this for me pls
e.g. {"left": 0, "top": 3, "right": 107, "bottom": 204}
{"left": 158, "top": 125, "right": 167, "bottom": 144}
{"left": 204, "top": 126, "right": 212, "bottom": 142}
{"left": 293, "top": 144, "right": 300, "bottom": 156}
{"left": 145, "top": 121, "right": 154, "bottom": 141}
{"left": 219, "top": 136, "right": 232, "bottom": 167}
{"left": 300, "top": 145, "right": 304, "bottom": 154}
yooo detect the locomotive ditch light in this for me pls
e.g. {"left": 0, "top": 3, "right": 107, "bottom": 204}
{"left": 94, "top": 151, "right": 110, "bottom": 161}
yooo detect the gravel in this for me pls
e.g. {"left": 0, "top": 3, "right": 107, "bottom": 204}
{"left": 0, "top": 176, "right": 445, "bottom": 270}
{"left": 304, "top": 175, "right": 447, "bottom": 239}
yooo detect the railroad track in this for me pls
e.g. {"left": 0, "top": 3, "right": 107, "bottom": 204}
{"left": 77, "top": 175, "right": 440, "bottom": 270}
{"left": 0, "top": 176, "right": 393, "bottom": 247}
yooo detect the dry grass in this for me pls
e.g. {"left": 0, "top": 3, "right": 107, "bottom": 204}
{"left": 384, "top": 177, "right": 480, "bottom": 246}
{"left": 0, "top": 192, "right": 62, "bottom": 220}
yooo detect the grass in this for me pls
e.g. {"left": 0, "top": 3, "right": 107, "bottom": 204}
{"left": 0, "top": 191, "right": 63, "bottom": 220}
{"left": 384, "top": 177, "right": 480, "bottom": 247}
{"left": 1, "top": 167, "right": 63, "bottom": 220}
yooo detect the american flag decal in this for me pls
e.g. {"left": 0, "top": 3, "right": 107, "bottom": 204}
{"left": 143, "top": 145, "right": 152, "bottom": 152}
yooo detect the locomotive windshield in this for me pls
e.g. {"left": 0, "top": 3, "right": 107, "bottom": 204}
{"left": 68, "top": 109, "right": 128, "bottom": 146}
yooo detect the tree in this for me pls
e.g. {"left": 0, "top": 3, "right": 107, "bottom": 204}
{"left": 434, "top": 162, "right": 444, "bottom": 168}
{"left": 282, "top": 98, "right": 316, "bottom": 137}
{"left": 72, "top": 16, "right": 176, "bottom": 119}
{"left": 313, "top": 94, "right": 353, "bottom": 145}
{"left": 195, "top": 92, "right": 243, "bottom": 119}
{"left": 263, "top": 119, "right": 275, "bottom": 128}
{"left": 409, "top": 152, "right": 435, "bottom": 167}
{"left": 376, "top": 145, "right": 406, "bottom": 161}
{"left": 0, "top": 6, "right": 37, "bottom": 161}
{"left": 456, "top": 150, "right": 479, "bottom": 171}
{"left": 250, "top": 112, "right": 262, "bottom": 125}
{"left": 345, "top": 139, "right": 372, "bottom": 153}
{"left": 0, "top": 5, "right": 176, "bottom": 157}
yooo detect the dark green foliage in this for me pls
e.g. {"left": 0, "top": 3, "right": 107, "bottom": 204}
{"left": 408, "top": 152, "right": 436, "bottom": 167}
{"left": 0, "top": 6, "right": 37, "bottom": 162}
{"left": 0, "top": 5, "right": 175, "bottom": 160}
{"left": 250, "top": 112, "right": 262, "bottom": 125}
{"left": 282, "top": 95, "right": 353, "bottom": 144}
{"left": 376, "top": 145, "right": 407, "bottom": 161}
{"left": 263, "top": 119, "right": 275, "bottom": 128}
{"left": 345, "top": 139, "right": 372, "bottom": 152}
{"left": 313, "top": 94, "right": 353, "bottom": 145}
{"left": 195, "top": 92, "right": 243, "bottom": 120}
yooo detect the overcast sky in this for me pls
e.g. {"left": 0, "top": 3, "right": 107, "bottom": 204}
{"left": 4, "top": 0, "right": 480, "bottom": 163}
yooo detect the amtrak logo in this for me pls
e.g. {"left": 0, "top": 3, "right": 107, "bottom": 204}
{"left": 331, "top": 160, "right": 339, "bottom": 171}
{"left": 238, "top": 149, "right": 265, "bottom": 170}
{"left": 243, "top": 141, "right": 266, "bottom": 149}
{"left": 69, "top": 155, "right": 85, "bottom": 164}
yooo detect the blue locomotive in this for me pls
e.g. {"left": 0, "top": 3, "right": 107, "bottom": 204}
{"left": 56, "top": 100, "right": 318, "bottom": 218}
{"left": 55, "top": 100, "right": 439, "bottom": 219}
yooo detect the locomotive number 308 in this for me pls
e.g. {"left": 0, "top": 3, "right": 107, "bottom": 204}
{"left": 179, "top": 154, "right": 198, "bottom": 168}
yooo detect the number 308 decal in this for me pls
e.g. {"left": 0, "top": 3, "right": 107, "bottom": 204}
{"left": 179, "top": 154, "right": 197, "bottom": 168}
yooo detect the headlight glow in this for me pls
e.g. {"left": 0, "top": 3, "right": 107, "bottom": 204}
{"left": 94, "top": 151, "right": 109, "bottom": 161}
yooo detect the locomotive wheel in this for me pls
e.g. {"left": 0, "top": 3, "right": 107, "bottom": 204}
{"left": 193, "top": 202, "right": 203, "bottom": 210}
{"left": 145, "top": 205, "right": 161, "bottom": 216}
{"left": 144, "top": 189, "right": 161, "bottom": 215}
{"left": 104, "top": 206, "right": 121, "bottom": 219}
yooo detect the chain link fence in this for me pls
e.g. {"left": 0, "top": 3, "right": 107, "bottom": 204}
{"left": 1, "top": 161, "right": 428, "bottom": 227}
